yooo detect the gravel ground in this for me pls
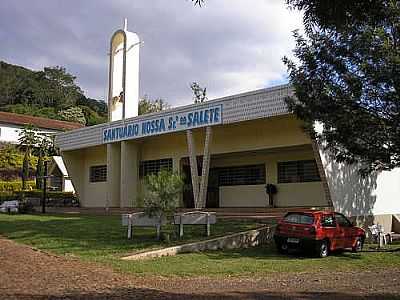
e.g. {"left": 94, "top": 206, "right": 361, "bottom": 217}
{"left": 1, "top": 237, "right": 400, "bottom": 300}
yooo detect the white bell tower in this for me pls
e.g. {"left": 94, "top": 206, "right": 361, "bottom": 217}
{"left": 108, "top": 19, "right": 141, "bottom": 121}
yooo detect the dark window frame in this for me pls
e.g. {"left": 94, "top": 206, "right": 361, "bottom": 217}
{"left": 277, "top": 160, "right": 321, "bottom": 183}
{"left": 89, "top": 165, "right": 107, "bottom": 183}
{"left": 217, "top": 164, "right": 266, "bottom": 186}
{"left": 283, "top": 213, "right": 315, "bottom": 225}
{"left": 335, "top": 213, "right": 352, "bottom": 227}
{"left": 139, "top": 158, "right": 173, "bottom": 178}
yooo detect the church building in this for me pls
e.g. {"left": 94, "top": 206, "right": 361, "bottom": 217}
{"left": 55, "top": 23, "right": 400, "bottom": 232}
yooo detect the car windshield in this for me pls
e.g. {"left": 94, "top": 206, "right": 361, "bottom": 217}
{"left": 283, "top": 213, "right": 314, "bottom": 225}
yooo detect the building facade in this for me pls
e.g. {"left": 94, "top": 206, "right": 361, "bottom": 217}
{"left": 56, "top": 84, "right": 330, "bottom": 208}
{"left": 55, "top": 84, "right": 399, "bottom": 232}
{"left": 56, "top": 23, "right": 399, "bottom": 232}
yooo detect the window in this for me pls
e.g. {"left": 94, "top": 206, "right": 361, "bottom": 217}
{"left": 89, "top": 165, "right": 107, "bottom": 183}
{"left": 277, "top": 160, "right": 320, "bottom": 183}
{"left": 321, "top": 215, "right": 336, "bottom": 227}
{"left": 218, "top": 164, "right": 265, "bottom": 186}
{"left": 284, "top": 213, "right": 314, "bottom": 225}
{"left": 335, "top": 213, "right": 352, "bottom": 227}
{"left": 139, "top": 158, "right": 173, "bottom": 178}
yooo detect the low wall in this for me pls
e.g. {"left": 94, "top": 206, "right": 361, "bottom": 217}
{"left": 350, "top": 214, "right": 400, "bottom": 234}
{"left": 122, "top": 225, "right": 272, "bottom": 261}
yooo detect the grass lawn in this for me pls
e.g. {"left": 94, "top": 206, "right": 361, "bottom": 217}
{"left": 1, "top": 213, "right": 400, "bottom": 278}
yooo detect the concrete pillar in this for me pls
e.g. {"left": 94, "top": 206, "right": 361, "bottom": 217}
{"left": 107, "top": 143, "right": 121, "bottom": 208}
{"left": 172, "top": 157, "right": 180, "bottom": 173}
{"left": 199, "top": 126, "right": 213, "bottom": 208}
{"left": 186, "top": 129, "right": 200, "bottom": 208}
{"left": 311, "top": 139, "right": 333, "bottom": 207}
{"left": 120, "top": 141, "right": 139, "bottom": 208}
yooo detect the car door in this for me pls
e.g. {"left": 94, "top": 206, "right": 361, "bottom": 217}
{"left": 335, "top": 213, "right": 353, "bottom": 248}
{"left": 321, "top": 213, "right": 341, "bottom": 250}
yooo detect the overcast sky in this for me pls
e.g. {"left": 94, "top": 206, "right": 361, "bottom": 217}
{"left": 0, "top": 0, "right": 302, "bottom": 106}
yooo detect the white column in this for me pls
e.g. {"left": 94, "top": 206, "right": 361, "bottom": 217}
{"left": 199, "top": 126, "right": 213, "bottom": 208}
{"left": 106, "top": 143, "right": 121, "bottom": 208}
{"left": 120, "top": 141, "right": 139, "bottom": 208}
{"left": 186, "top": 129, "right": 200, "bottom": 208}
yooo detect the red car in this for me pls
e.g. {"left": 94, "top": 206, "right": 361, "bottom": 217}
{"left": 274, "top": 210, "right": 366, "bottom": 257}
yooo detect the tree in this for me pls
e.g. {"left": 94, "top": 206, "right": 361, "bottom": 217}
{"left": 58, "top": 106, "right": 86, "bottom": 125}
{"left": 138, "top": 95, "right": 170, "bottom": 115}
{"left": 41, "top": 66, "right": 83, "bottom": 110}
{"left": 34, "top": 134, "right": 57, "bottom": 189}
{"left": 142, "top": 170, "right": 184, "bottom": 229}
{"left": 284, "top": 0, "right": 400, "bottom": 174}
{"left": 0, "top": 61, "right": 108, "bottom": 125}
{"left": 18, "top": 125, "right": 39, "bottom": 190}
{"left": 187, "top": 81, "right": 211, "bottom": 208}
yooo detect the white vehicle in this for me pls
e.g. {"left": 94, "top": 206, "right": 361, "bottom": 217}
{"left": 0, "top": 200, "right": 19, "bottom": 213}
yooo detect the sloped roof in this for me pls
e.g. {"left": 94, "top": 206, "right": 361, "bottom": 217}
{"left": 0, "top": 111, "right": 84, "bottom": 131}
{"left": 52, "top": 156, "right": 69, "bottom": 176}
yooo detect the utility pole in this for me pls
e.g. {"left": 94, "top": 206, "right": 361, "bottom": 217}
{"left": 42, "top": 160, "right": 48, "bottom": 214}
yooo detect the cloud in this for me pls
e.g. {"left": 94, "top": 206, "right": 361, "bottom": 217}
{"left": 0, "top": 0, "right": 302, "bottom": 106}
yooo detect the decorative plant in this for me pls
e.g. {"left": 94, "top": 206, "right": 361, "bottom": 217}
{"left": 142, "top": 169, "right": 184, "bottom": 225}
{"left": 34, "top": 133, "right": 57, "bottom": 190}
{"left": 18, "top": 125, "right": 39, "bottom": 190}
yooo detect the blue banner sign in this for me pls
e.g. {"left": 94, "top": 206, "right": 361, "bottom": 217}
{"left": 103, "top": 104, "right": 222, "bottom": 143}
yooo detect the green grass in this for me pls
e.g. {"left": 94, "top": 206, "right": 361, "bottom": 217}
{"left": 0, "top": 213, "right": 263, "bottom": 258}
{"left": 1, "top": 213, "right": 399, "bottom": 278}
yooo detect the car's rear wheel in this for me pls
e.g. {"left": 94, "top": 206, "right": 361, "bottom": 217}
{"left": 277, "top": 242, "right": 288, "bottom": 254}
{"left": 352, "top": 236, "right": 363, "bottom": 253}
{"left": 317, "top": 240, "right": 329, "bottom": 258}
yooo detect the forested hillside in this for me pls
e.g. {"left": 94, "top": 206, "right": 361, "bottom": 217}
{"left": 0, "top": 61, "right": 107, "bottom": 125}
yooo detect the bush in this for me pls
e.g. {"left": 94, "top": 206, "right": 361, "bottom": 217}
{"left": 0, "top": 191, "right": 16, "bottom": 204}
{"left": 20, "top": 190, "right": 76, "bottom": 199}
{"left": 0, "top": 180, "right": 35, "bottom": 192}
{"left": 142, "top": 170, "right": 184, "bottom": 220}
{"left": 18, "top": 201, "right": 35, "bottom": 213}
{"left": 0, "top": 144, "right": 37, "bottom": 171}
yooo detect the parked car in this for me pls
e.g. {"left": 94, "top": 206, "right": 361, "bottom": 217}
{"left": 274, "top": 210, "right": 366, "bottom": 257}
{"left": 0, "top": 200, "right": 19, "bottom": 213}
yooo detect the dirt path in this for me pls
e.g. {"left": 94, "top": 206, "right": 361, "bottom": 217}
{"left": 1, "top": 237, "right": 400, "bottom": 299}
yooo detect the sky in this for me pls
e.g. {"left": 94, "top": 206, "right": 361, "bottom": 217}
{"left": 0, "top": 0, "right": 303, "bottom": 107}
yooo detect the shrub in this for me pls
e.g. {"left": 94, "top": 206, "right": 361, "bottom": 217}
{"left": 18, "top": 201, "right": 35, "bottom": 214}
{"left": 0, "top": 180, "right": 35, "bottom": 192}
{"left": 142, "top": 170, "right": 184, "bottom": 222}
{"left": 0, "top": 191, "right": 16, "bottom": 204}
{"left": 0, "top": 144, "right": 37, "bottom": 171}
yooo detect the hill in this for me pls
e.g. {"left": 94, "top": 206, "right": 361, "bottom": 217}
{"left": 0, "top": 61, "right": 107, "bottom": 126}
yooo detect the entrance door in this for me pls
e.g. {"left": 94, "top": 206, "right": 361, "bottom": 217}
{"left": 181, "top": 157, "right": 219, "bottom": 208}
{"left": 206, "top": 169, "right": 219, "bottom": 208}
{"left": 182, "top": 164, "right": 195, "bottom": 208}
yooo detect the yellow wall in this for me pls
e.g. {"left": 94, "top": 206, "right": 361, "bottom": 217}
{"left": 220, "top": 185, "right": 266, "bottom": 207}
{"left": 213, "top": 146, "right": 328, "bottom": 207}
{"left": 83, "top": 145, "right": 108, "bottom": 207}
{"left": 139, "top": 115, "right": 311, "bottom": 161}
{"left": 63, "top": 145, "right": 108, "bottom": 207}
{"left": 63, "top": 115, "right": 327, "bottom": 208}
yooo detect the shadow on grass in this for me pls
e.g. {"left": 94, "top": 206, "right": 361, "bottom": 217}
{"left": 199, "top": 244, "right": 367, "bottom": 262}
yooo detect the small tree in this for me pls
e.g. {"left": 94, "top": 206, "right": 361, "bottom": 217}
{"left": 18, "top": 125, "right": 39, "bottom": 190}
{"left": 58, "top": 106, "right": 86, "bottom": 125}
{"left": 142, "top": 170, "right": 184, "bottom": 227}
{"left": 138, "top": 95, "right": 170, "bottom": 115}
{"left": 35, "top": 134, "right": 56, "bottom": 189}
